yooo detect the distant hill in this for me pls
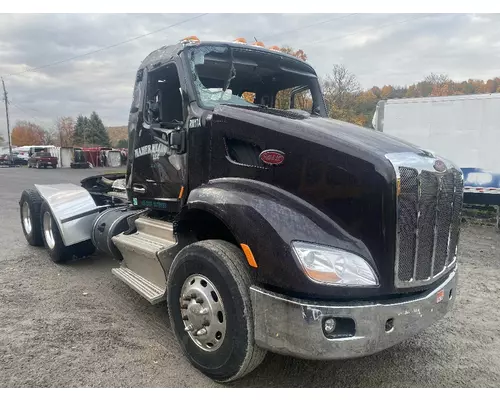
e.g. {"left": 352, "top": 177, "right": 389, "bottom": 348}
{"left": 106, "top": 126, "right": 128, "bottom": 147}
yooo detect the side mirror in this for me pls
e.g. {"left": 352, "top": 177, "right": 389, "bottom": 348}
{"left": 150, "top": 125, "right": 185, "bottom": 153}
{"left": 170, "top": 129, "right": 183, "bottom": 149}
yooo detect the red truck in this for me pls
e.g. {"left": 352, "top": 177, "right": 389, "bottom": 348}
{"left": 27, "top": 151, "right": 58, "bottom": 169}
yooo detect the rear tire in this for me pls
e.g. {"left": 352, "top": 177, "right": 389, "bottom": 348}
{"left": 19, "top": 189, "right": 44, "bottom": 246}
{"left": 40, "top": 202, "right": 96, "bottom": 263}
{"left": 167, "top": 240, "right": 266, "bottom": 383}
{"left": 40, "top": 201, "right": 73, "bottom": 263}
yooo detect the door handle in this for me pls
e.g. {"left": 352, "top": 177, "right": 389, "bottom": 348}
{"left": 132, "top": 185, "right": 146, "bottom": 194}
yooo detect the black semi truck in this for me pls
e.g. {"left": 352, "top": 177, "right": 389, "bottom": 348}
{"left": 19, "top": 37, "right": 462, "bottom": 382}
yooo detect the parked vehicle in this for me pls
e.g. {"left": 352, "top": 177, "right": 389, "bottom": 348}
{"left": 0, "top": 153, "right": 27, "bottom": 166}
{"left": 12, "top": 150, "right": 30, "bottom": 163}
{"left": 27, "top": 151, "right": 58, "bottom": 169}
{"left": 18, "top": 37, "right": 463, "bottom": 382}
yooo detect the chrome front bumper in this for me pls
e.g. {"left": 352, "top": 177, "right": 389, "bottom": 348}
{"left": 250, "top": 268, "right": 457, "bottom": 360}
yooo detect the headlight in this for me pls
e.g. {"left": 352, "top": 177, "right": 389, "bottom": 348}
{"left": 292, "top": 241, "right": 379, "bottom": 287}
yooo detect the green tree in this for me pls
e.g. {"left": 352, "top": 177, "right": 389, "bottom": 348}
{"left": 116, "top": 139, "right": 128, "bottom": 148}
{"left": 89, "top": 111, "right": 110, "bottom": 147}
{"left": 73, "top": 114, "right": 87, "bottom": 146}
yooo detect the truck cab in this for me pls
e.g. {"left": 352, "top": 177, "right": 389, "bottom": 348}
{"left": 19, "top": 37, "right": 463, "bottom": 383}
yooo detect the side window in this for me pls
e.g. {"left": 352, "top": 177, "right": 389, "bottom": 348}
{"left": 291, "top": 88, "right": 313, "bottom": 113}
{"left": 275, "top": 87, "right": 313, "bottom": 113}
{"left": 147, "top": 64, "right": 184, "bottom": 126}
{"left": 275, "top": 88, "right": 292, "bottom": 110}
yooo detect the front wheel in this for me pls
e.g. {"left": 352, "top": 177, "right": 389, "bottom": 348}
{"left": 167, "top": 240, "right": 266, "bottom": 383}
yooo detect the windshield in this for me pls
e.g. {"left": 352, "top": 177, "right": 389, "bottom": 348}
{"left": 185, "top": 45, "right": 324, "bottom": 115}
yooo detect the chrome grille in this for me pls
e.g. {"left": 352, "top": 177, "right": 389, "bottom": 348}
{"left": 415, "top": 170, "right": 438, "bottom": 280}
{"left": 387, "top": 152, "right": 463, "bottom": 288}
{"left": 397, "top": 167, "right": 418, "bottom": 281}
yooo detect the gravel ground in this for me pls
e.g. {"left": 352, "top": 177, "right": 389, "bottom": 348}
{"left": 0, "top": 167, "right": 499, "bottom": 387}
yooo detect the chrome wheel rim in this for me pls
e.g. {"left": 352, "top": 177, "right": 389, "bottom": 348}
{"left": 42, "top": 211, "right": 56, "bottom": 249}
{"left": 180, "top": 274, "right": 226, "bottom": 352}
{"left": 22, "top": 202, "right": 32, "bottom": 235}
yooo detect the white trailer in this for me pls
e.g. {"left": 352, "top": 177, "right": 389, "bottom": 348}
{"left": 372, "top": 93, "right": 500, "bottom": 226}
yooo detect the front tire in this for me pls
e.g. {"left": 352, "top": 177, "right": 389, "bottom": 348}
{"left": 167, "top": 240, "right": 266, "bottom": 383}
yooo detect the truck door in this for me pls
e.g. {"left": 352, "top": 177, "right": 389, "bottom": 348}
{"left": 131, "top": 62, "right": 187, "bottom": 212}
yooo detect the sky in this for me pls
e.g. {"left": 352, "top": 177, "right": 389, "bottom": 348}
{"left": 1, "top": 12, "right": 500, "bottom": 141}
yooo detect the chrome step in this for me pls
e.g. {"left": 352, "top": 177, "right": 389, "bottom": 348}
{"left": 111, "top": 218, "right": 176, "bottom": 304}
{"left": 111, "top": 267, "right": 165, "bottom": 304}
{"left": 112, "top": 232, "right": 173, "bottom": 259}
{"left": 135, "top": 217, "right": 174, "bottom": 241}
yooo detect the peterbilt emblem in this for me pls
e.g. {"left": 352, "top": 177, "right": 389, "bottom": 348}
{"left": 259, "top": 150, "right": 285, "bottom": 166}
{"left": 433, "top": 159, "right": 447, "bottom": 172}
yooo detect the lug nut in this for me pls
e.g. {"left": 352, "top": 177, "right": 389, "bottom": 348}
{"left": 184, "top": 324, "right": 194, "bottom": 332}
{"left": 196, "top": 298, "right": 204, "bottom": 304}
{"left": 323, "top": 318, "right": 336, "bottom": 334}
{"left": 180, "top": 304, "right": 188, "bottom": 310}
{"left": 182, "top": 295, "right": 191, "bottom": 301}
{"left": 190, "top": 293, "right": 198, "bottom": 299}
{"left": 182, "top": 315, "right": 189, "bottom": 321}
{"left": 202, "top": 321, "right": 210, "bottom": 326}
{"left": 199, "top": 308, "right": 209, "bottom": 315}
{"left": 195, "top": 328, "right": 207, "bottom": 336}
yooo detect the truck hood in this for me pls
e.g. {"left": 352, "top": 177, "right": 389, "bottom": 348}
{"left": 214, "top": 105, "right": 426, "bottom": 161}
{"left": 209, "top": 104, "right": 422, "bottom": 296}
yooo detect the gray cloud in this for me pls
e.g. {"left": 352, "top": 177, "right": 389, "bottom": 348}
{"left": 1, "top": 13, "right": 499, "bottom": 141}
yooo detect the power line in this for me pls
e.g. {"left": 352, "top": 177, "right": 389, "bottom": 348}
{"left": 4, "top": 13, "right": 208, "bottom": 78}
{"left": 262, "top": 13, "right": 357, "bottom": 42}
{"left": 305, "top": 14, "right": 431, "bottom": 47}
{"left": 11, "top": 101, "right": 41, "bottom": 114}
{"left": 9, "top": 101, "right": 45, "bottom": 124}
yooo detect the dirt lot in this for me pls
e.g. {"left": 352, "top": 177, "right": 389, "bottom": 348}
{"left": 1, "top": 167, "right": 500, "bottom": 387}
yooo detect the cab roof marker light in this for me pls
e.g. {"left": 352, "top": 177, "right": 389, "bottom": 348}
{"left": 180, "top": 36, "right": 200, "bottom": 44}
{"left": 251, "top": 41, "right": 265, "bottom": 48}
{"left": 233, "top": 38, "right": 247, "bottom": 44}
{"left": 268, "top": 45, "right": 281, "bottom": 52}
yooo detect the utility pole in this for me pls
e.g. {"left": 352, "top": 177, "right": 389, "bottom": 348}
{"left": 1, "top": 77, "right": 12, "bottom": 156}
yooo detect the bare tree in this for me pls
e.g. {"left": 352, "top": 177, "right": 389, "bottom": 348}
{"left": 42, "top": 129, "right": 57, "bottom": 145}
{"left": 424, "top": 73, "right": 450, "bottom": 86}
{"left": 55, "top": 116, "right": 75, "bottom": 147}
{"left": 322, "top": 64, "right": 361, "bottom": 111}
